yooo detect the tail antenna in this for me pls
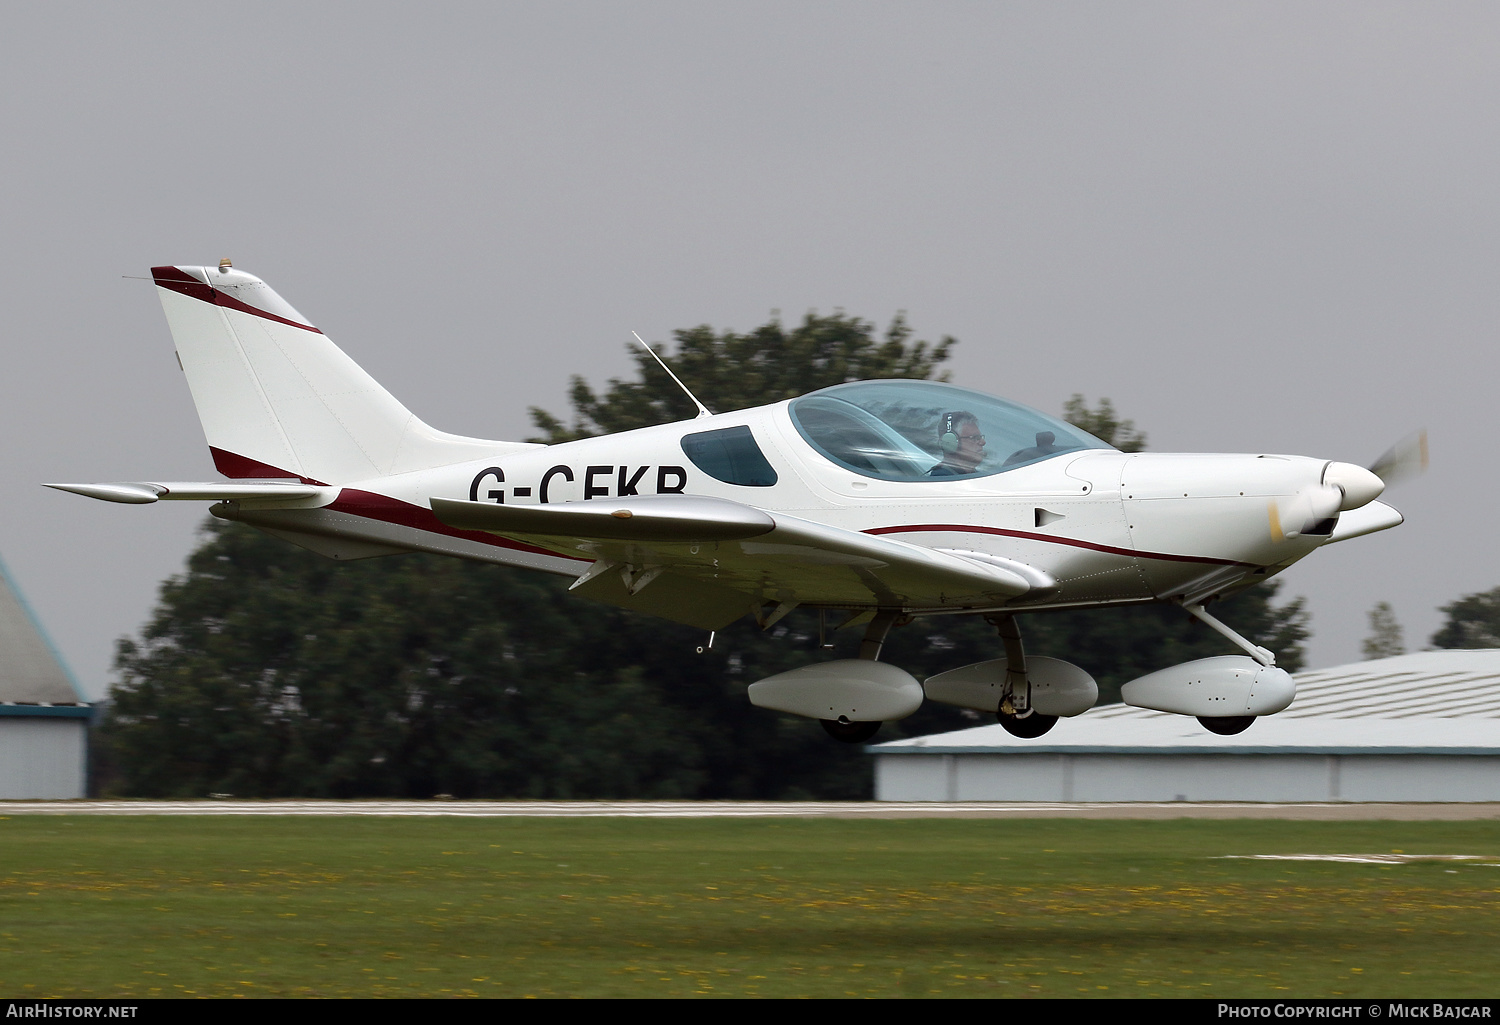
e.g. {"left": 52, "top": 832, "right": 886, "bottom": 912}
{"left": 631, "top": 331, "right": 713, "bottom": 419}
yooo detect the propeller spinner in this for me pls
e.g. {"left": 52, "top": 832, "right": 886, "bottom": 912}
{"left": 1322, "top": 429, "right": 1427, "bottom": 512}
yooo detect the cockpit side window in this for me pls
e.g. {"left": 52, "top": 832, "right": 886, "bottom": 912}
{"left": 787, "top": 397, "right": 931, "bottom": 478}
{"left": 680, "top": 425, "right": 779, "bottom": 486}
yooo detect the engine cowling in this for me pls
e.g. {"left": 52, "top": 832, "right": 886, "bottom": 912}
{"left": 747, "top": 660, "right": 924, "bottom": 722}
{"left": 923, "top": 656, "right": 1098, "bottom": 717}
{"left": 1120, "top": 655, "right": 1295, "bottom": 717}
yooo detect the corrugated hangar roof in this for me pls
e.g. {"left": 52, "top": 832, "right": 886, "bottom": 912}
{"left": 876, "top": 650, "right": 1500, "bottom": 755}
{"left": 0, "top": 554, "right": 84, "bottom": 707}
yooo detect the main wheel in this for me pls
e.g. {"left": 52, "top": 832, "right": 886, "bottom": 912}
{"left": 1198, "top": 715, "right": 1255, "bottom": 735}
{"left": 820, "top": 718, "right": 882, "bottom": 743}
{"left": 997, "top": 710, "right": 1058, "bottom": 738}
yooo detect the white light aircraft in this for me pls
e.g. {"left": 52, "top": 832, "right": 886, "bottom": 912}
{"left": 51, "top": 262, "right": 1420, "bottom": 742}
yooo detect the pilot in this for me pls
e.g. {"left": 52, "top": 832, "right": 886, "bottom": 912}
{"left": 928, "top": 410, "right": 986, "bottom": 476}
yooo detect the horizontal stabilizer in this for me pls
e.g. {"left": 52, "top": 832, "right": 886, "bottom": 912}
{"left": 45, "top": 481, "right": 326, "bottom": 505}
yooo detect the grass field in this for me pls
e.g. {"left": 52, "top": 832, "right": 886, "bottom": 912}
{"left": 0, "top": 814, "right": 1497, "bottom": 998}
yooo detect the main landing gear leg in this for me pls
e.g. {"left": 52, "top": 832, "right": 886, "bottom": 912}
{"left": 986, "top": 614, "right": 1057, "bottom": 738}
{"left": 857, "top": 609, "right": 901, "bottom": 661}
{"left": 821, "top": 610, "right": 903, "bottom": 744}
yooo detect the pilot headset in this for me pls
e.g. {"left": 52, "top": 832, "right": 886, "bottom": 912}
{"left": 939, "top": 412, "right": 961, "bottom": 453}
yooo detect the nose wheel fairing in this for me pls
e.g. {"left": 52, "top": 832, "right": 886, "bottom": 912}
{"left": 1120, "top": 655, "right": 1295, "bottom": 720}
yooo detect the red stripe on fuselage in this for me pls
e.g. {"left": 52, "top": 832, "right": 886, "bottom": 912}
{"left": 207, "top": 448, "right": 1236, "bottom": 570}
{"left": 327, "top": 489, "right": 583, "bottom": 562}
{"left": 150, "top": 266, "right": 323, "bottom": 334}
{"left": 865, "top": 523, "right": 1245, "bottom": 566}
{"left": 207, "top": 450, "right": 566, "bottom": 560}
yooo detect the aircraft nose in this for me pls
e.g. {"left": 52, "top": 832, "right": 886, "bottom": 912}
{"left": 1323, "top": 461, "right": 1385, "bottom": 511}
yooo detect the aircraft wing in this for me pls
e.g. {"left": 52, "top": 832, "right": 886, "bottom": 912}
{"left": 431, "top": 494, "right": 1040, "bottom": 629}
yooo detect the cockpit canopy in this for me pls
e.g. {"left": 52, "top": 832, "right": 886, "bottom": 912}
{"left": 787, "top": 380, "right": 1113, "bottom": 482}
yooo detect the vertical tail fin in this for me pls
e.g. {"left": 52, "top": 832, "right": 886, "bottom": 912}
{"left": 151, "top": 265, "right": 534, "bottom": 484}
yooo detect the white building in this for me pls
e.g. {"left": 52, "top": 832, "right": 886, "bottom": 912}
{"left": 0, "top": 555, "right": 90, "bottom": 798}
{"left": 873, "top": 650, "right": 1500, "bottom": 803}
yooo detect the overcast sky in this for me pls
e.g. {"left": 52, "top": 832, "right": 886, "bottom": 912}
{"left": 1, "top": 2, "right": 1494, "bottom": 699}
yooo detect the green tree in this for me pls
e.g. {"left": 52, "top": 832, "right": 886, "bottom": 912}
{"left": 528, "top": 312, "right": 952, "bottom": 443}
{"left": 1062, "top": 394, "right": 1147, "bottom": 452}
{"left": 1362, "top": 601, "right": 1406, "bottom": 660}
{"left": 1431, "top": 587, "right": 1500, "bottom": 648}
{"left": 103, "top": 313, "right": 1309, "bottom": 798}
{"left": 106, "top": 518, "right": 998, "bottom": 800}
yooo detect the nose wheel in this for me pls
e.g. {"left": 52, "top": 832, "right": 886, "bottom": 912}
{"left": 1198, "top": 715, "right": 1255, "bottom": 735}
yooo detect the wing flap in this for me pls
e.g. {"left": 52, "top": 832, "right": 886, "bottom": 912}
{"left": 567, "top": 565, "right": 759, "bottom": 630}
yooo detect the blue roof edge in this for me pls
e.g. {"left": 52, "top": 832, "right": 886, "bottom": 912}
{"left": 872, "top": 745, "right": 1500, "bottom": 756}
{"left": 0, "top": 704, "right": 94, "bottom": 720}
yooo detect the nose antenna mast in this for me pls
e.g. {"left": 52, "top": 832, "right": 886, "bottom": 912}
{"left": 631, "top": 331, "right": 713, "bottom": 419}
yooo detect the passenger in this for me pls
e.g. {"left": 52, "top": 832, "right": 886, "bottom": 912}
{"left": 928, "top": 410, "right": 986, "bottom": 476}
